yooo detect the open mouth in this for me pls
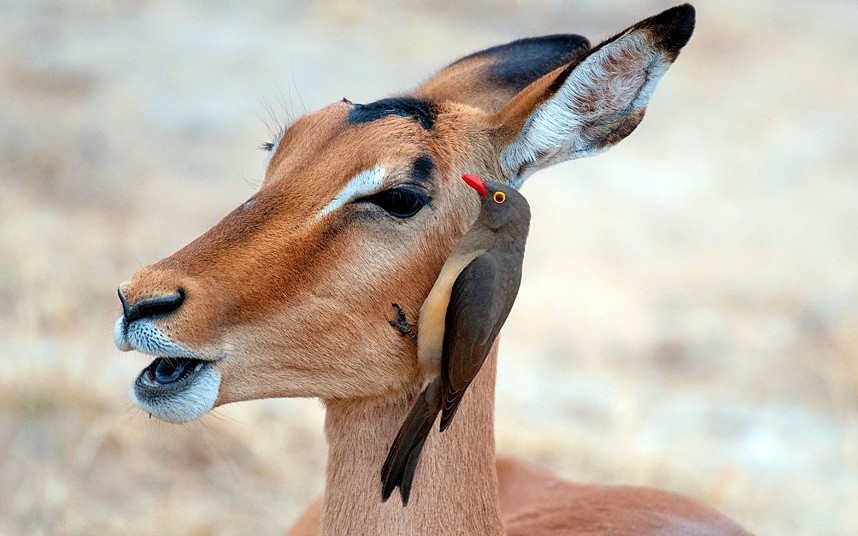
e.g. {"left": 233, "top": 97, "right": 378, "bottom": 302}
{"left": 132, "top": 357, "right": 221, "bottom": 423}
{"left": 138, "top": 357, "right": 205, "bottom": 387}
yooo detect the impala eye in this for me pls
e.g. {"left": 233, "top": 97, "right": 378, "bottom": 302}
{"left": 357, "top": 185, "right": 429, "bottom": 218}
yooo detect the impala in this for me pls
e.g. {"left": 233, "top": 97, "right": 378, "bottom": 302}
{"left": 114, "top": 4, "right": 749, "bottom": 535}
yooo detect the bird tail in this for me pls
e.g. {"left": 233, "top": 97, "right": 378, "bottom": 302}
{"left": 381, "top": 381, "right": 440, "bottom": 505}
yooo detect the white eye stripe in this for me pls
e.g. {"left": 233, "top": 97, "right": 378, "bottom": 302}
{"left": 318, "top": 166, "right": 386, "bottom": 218}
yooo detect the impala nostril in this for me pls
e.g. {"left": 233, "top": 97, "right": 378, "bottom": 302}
{"left": 121, "top": 288, "right": 185, "bottom": 323}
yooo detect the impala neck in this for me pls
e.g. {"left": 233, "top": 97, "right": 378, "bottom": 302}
{"left": 321, "top": 343, "right": 504, "bottom": 536}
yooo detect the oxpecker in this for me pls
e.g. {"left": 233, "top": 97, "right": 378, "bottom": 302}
{"left": 382, "top": 174, "right": 531, "bottom": 505}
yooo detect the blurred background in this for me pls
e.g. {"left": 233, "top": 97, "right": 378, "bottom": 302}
{"left": 1, "top": 0, "right": 856, "bottom": 534}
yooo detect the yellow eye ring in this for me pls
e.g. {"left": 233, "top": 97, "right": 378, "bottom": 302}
{"left": 493, "top": 191, "right": 506, "bottom": 204}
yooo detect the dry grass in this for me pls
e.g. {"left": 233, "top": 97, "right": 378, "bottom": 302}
{"left": 1, "top": 1, "right": 856, "bottom": 534}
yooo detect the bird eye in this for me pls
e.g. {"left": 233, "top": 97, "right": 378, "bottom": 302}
{"left": 357, "top": 185, "right": 429, "bottom": 218}
{"left": 493, "top": 192, "right": 506, "bottom": 204}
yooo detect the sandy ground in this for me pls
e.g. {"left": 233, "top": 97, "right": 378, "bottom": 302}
{"left": 1, "top": 1, "right": 856, "bottom": 534}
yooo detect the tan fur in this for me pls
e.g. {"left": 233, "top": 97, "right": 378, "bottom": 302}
{"left": 320, "top": 343, "right": 505, "bottom": 535}
{"left": 118, "top": 6, "right": 748, "bottom": 535}
{"left": 290, "top": 455, "right": 749, "bottom": 536}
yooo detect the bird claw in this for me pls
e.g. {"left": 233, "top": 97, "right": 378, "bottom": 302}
{"left": 388, "top": 303, "right": 417, "bottom": 345}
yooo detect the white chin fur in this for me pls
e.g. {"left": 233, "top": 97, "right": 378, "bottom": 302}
{"left": 131, "top": 364, "right": 221, "bottom": 424}
{"left": 114, "top": 317, "right": 132, "bottom": 351}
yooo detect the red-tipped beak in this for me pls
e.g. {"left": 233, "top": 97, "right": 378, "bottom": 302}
{"left": 462, "top": 174, "right": 488, "bottom": 197}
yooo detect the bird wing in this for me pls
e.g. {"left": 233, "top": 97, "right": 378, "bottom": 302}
{"left": 381, "top": 380, "right": 441, "bottom": 505}
{"left": 439, "top": 250, "right": 520, "bottom": 431}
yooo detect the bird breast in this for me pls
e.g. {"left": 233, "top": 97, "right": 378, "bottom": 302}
{"left": 416, "top": 248, "right": 486, "bottom": 382}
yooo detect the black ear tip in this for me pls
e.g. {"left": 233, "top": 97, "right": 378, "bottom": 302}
{"left": 640, "top": 3, "right": 696, "bottom": 55}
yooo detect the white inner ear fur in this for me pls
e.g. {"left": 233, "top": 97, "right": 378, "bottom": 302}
{"left": 501, "top": 32, "right": 670, "bottom": 188}
{"left": 318, "top": 166, "right": 386, "bottom": 218}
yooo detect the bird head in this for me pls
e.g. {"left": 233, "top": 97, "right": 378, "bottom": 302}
{"left": 461, "top": 174, "right": 531, "bottom": 234}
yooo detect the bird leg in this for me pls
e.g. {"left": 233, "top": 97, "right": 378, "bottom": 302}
{"left": 388, "top": 303, "right": 417, "bottom": 345}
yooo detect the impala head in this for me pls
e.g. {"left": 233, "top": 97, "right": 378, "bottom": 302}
{"left": 114, "top": 6, "right": 695, "bottom": 423}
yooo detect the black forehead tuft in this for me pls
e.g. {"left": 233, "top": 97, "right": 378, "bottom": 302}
{"left": 347, "top": 97, "right": 436, "bottom": 130}
{"left": 411, "top": 155, "right": 435, "bottom": 184}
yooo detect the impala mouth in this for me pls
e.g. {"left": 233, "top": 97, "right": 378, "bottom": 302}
{"left": 140, "top": 357, "right": 203, "bottom": 386}
{"left": 133, "top": 357, "right": 221, "bottom": 424}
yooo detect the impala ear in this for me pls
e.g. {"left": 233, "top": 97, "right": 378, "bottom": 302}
{"left": 414, "top": 34, "right": 590, "bottom": 113}
{"left": 493, "top": 4, "right": 695, "bottom": 186}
